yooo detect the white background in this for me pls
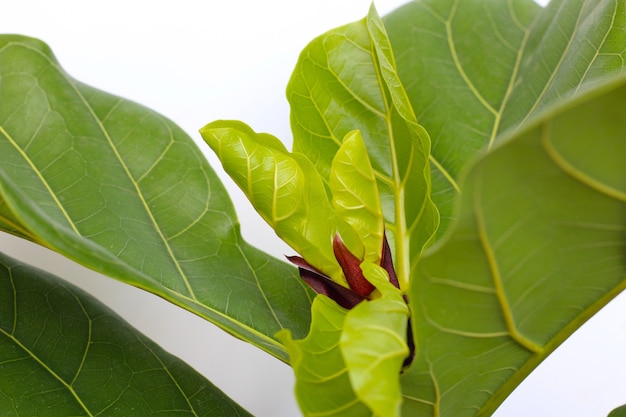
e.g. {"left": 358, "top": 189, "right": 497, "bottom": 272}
{"left": 4, "top": 1, "right": 626, "bottom": 416}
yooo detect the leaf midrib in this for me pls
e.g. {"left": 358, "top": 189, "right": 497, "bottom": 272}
{"left": 513, "top": 0, "right": 587, "bottom": 130}
{"left": 0, "top": 270, "right": 94, "bottom": 416}
{"left": 6, "top": 42, "right": 198, "bottom": 300}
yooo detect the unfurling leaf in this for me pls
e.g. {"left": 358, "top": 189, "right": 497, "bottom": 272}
{"left": 288, "top": 5, "right": 439, "bottom": 289}
{"left": 330, "top": 130, "right": 384, "bottom": 265}
{"left": 341, "top": 262, "right": 409, "bottom": 417}
{"left": 333, "top": 233, "right": 375, "bottom": 297}
{"left": 200, "top": 120, "right": 362, "bottom": 285}
{"left": 277, "top": 296, "right": 370, "bottom": 417}
{"left": 287, "top": 255, "right": 366, "bottom": 309}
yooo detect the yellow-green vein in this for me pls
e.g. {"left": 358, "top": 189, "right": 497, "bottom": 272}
{"left": 516, "top": 2, "right": 585, "bottom": 128}
{"left": 488, "top": 6, "right": 534, "bottom": 148}
{"left": 235, "top": 242, "right": 284, "bottom": 329}
{"left": 542, "top": 121, "right": 626, "bottom": 202}
{"left": 573, "top": 0, "right": 619, "bottom": 95}
{"left": 62, "top": 71, "right": 198, "bottom": 301}
{"left": 140, "top": 337, "right": 200, "bottom": 417}
{"left": 0, "top": 125, "right": 81, "bottom": 236}
{"left": 446, "top": 0, "right": 497, "bottom": 117}
{"left": 69, "top": 293, "right": 92, "bottom": 387}
{"left": 474, "top": 167, "right": 542, "bottom": 354}
{"left": 429, "top": 155, "right": 459, "bottom": 193}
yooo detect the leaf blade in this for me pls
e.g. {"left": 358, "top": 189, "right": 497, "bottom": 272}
{"left": 288, "top": 6, "right": 439, "bottom": 289}
{"left": 0, "top": 251, "right": 252, "bottom": 417}
{"left": 341, "top": 262, "right": 409, "bottom": 417}
{"left": 401, "top": 75, "right": 626, "bottom": 417}
{"left": 385, "top": 0, "right": 626, "bottom": 236}
{"left": 200, "top": 119, "right": 363, "bottom": 284}
{"left": 330, "top": 130, "right": 384, "bottom": 264}
{"left": 278, "top": 296, "right": 371, "bottom": 417}
{"left": 0, "top": 35, "right": 312, "bottom": 361}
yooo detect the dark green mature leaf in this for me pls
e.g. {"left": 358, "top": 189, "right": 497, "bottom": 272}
{"left": 609, "top": 405, "right": 626, "bottom": 417}
{"left": 0, "top": 35, "right": 312, "bottom": 361}
{"left": 385, "top": 0, "right": 626, "bottom": 235}
{"left": 288, "top": 5, "right": 439, "bottom": 289}
{"left": 0, "top": 251, "right": 251, "bottom": 416}
{"left": 402, "top": 76, "right": 626, "bottom": 417}
{"left": 279, "top": 296, "right": 370, "bottom": 417}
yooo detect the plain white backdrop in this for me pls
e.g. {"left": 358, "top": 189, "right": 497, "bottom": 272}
{"left": 4, "top": 1, "right": 626, "bottom": 416}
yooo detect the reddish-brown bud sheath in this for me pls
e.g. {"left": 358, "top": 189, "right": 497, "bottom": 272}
{"left": 286, "top": 256, "right": 366, "bottom": 309}
{"left": 332, "top": 234, "right": 375, "bottom": 297}
{"left": 381, "top": 231, "right": 400, "bottom": 289}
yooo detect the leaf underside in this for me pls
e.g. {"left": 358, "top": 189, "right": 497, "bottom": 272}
{"left": 402, "top": 77, "right": 626, "bottom": 416}
{"left": 385, "top": 0, "right": 626, "bottom": 236}
{"left": 279, "top": 264, "right": 409, "bottom": 417}
{"left": 381, "top": 1, "right": 626, "bottom": 415}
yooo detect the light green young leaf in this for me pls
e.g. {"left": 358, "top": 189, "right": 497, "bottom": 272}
{"left": 288, "top": 5, "right": 438, "bottom": 289}
{"left": 341, "top": 262, "right": 409, "bottom": 417}
{"left": 279, "top": 263, "right": 409, "bottom": 417}
{"left": 0, "top": 251, "right": 252, "bottom": 417}
{"left": 200, "top": 120, "right": 363, "bottom": 283}
{"left": 330, "top": 130, "right": 384, "bottom": 264}
{"left": 278, "top": 296, "right": 371, "bottom": 417}
{"left": 0, "top": 35, "right": 312, "bottom": 361}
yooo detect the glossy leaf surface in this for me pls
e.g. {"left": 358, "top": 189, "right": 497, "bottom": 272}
{"left": 0, "top": 35, "right": 312, "bottom": 361}
{"left": 288, "top": 6, "right": 439, "bottom": 289}
{"left": 279, "top": 263, "right": 409, "bottom": 417}
{"left": 385, "top": 0, "right": 626, "bottom": 235}
{"left": 380, "top": 2, "right": 626, "bottom": 414}
{"left": 0, "top": 251, "right": 251, "bottom": 416}
{"left": 341, "top": 262, "right": 409, "bottom": 417}
{"left": 200, "top": 120, "right": 363, "bottom": 285}
{"left": 279, "top": 296, "right": 369, "bottom": 417}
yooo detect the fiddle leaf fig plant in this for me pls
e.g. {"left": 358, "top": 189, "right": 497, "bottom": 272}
{"left": 0, "top": 0, "right": 625, "bottom": 416}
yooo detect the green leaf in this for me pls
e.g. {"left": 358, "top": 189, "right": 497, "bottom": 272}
{"left": 609, "top": 405, "right": 626, "bottom": 417}
{"left": 341, "top": 262, "right": 409, "bottom": 417}
{"left": 401, "top": 75, "right": 626, "bottom": 417}
{"left": 200, "top": 120, "right": 363, "bottom": 285}
{"left": 288, "top": 5, "right": 439, "bottom": 289}
{"left": 329, "top": 130, "right": 384, "bottom": 264}
{"left": 278, "top": 264, "right": 409, "bottom": 417}
{"left": 385, "top": 0, "right": 626, "bottom": 235}
{"left": 278, "top": 296, "right": 370, "bottom": 417}
{"left": 0, "top": 251, "right": 251, "bottom": 416}
{"left": 380, "top": 2, "right": 626, "bottom": 414}
{"left": 0, "top": 35, "right": 312, "bottom": 361}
